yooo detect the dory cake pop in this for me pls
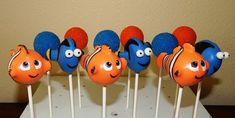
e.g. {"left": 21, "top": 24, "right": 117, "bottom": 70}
{"left": 173, "top": 26, "right": 197, "bottom": 46}
{"left": 80, "top": 30, "right": 127, "bottom": 86}
{"left": 8, "top": 45, "right": 51, "bottom": 84}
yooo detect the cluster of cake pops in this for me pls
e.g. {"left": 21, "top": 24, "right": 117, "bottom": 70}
{"left": 8, "top": 26, "right": 229, "bottom": 118}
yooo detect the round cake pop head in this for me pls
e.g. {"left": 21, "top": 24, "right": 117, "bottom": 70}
{"left": 80, "top": 45, "right": 127, "bottom": 86}
{"left": 120, "top": 25, "right": 144, "bottom": 46}
{"left": 118, "top": 37, "right": 152, "bottom": 73}
{"left": 34, "top": 31, "right": 60, "bottom": 60}
{"left": 93, "top": 30, "right": 120, "bottom": 52}
{"left": 195, "top": 40, "right": 229, "bottom": 76}
{"left": 8, "top": 45, "right": 51, "bottom": 84}
{"left": 47, "top": 38, "right": 83, "bottom": 74}
{"left": 64, "top": 27, "right": 88, "bottom": 50}
{"left": 173, "top": 26, "right": 196, "bottom": 46}
{"left": 151, "top": 32, "right": 178, "bottom": 56}
{"left": 156, "top": 43, "right": 209, "bottom": 87}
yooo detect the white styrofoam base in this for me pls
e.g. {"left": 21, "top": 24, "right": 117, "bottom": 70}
{"left": 21, "top": 75, "right": 211, "bottom": 118}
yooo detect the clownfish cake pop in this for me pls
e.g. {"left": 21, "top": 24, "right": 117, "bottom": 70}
{"left": 156, "top": 43, "right": 209, "bottom": 87}
{"left": 8, "top": 45, "right": 51, "bottom": 84}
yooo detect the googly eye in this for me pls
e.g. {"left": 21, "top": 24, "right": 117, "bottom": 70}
{"left": 223, "top": 52, "right": 230, "bottom": 59}
{"left": 103, "top": 61, "right": 112, "bottom": 71}
{"left": 186, "top": 61, "right": 199, "bottom": 72}
{"left": 19, "top": 61, "right": 30, "bottom": 71}
{"left": 136, "top": 50, "right": 144, "bottom": 57}
{"left": 201, "top": 60, "right": 207, "bottom": 71}
{"left": 216, "top": 52, "right": 224, "bottom": 59}
{"left": 144, "top": 48, "right": 152, "bottom": 56}
{"left": 116, "top": 60, "right": 121, "bottom": 69}
{"left": 65, "top": 50, "right": 74, "bottom": 58}
{"left": 34, "top": 60, "right": 42, "bottom": 69}
{"left": 74, "top": 49, "right": 82, "bottom": 57}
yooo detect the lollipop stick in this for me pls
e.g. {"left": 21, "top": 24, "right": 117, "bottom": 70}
{"left": 174, "top": 84, "right": 179, "bottom": 110}
{"left": 27, "top": 85, "right": 34, "bottom": 118}
{"left": 77, "top": 66, "right": 82, "bottom": 108}
{"left": 68, "top": 74, "right": 75, "bottom": 118}
{"left": 174, "top": 86, "right": 183, "bottom": 118}
{"left": 126, "top": 69, "right": 131, "bottom": 109}
{"left": 132, "top": 73, "right": 139, "bottom": 118}
{"left": 155, "top": 68, "right": 162, "bottom": 118}
{"left": 47, "top": 71, "right": 53, "bottom": 118}
{"left": 192, "top": 81, "right": 202, "bottom": 118}
{"left": 102, "top": 86, "right": 107, "bottom": 118}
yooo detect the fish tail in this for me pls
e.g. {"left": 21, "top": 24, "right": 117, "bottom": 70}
{"left": 156, "top": 52, "right": 169, "bottom": 69}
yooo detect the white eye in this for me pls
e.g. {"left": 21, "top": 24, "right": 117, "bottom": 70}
{"left": 74, "top": 49, "right": 82, "bottom": 57}
{"left": 103, "top": 62, "right": 112, "bottom": 71}
{"left": 223, "top": 52, "right": 230, "bottom": 59}
{"left": 216, "top": 52, "right": 223, "bottom": 59}
{"left": 34, "top": 60, "right": 42, "bottom": 69}
{"left": 201, "top": 60, "right": 207, "bottom": 71}
{"left": 144, "top": 48, "right": 152, "bottom": 56}
{"left": 136, "top": 50, "right": 144, "bottom": 57}
{"left": 116, "top": 60, "right": 121, "bottom": 69}
{"left": 19, "top": 61, "right": 30, "bottom": 71}
{"left": 65, "top": 50, "right": 74, "bottom": 58}
{"left": 186, "top": 61, "right": 199, "bottom": 72}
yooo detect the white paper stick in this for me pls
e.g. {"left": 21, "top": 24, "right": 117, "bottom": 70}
{"left": 102, "top": 86, "right": 107, "bottom": 118}
{"left": 132, "top": 73, "right": 139, "bottom": 118}
{"left": 174, "top": 84, "right": 179, "bottom": 110}
{"left": 192, "top": 82, "right": 202, "bottom": 118}
{"left": 68, "top": 74, "right": 75, "bottom": 118}
{"left": 27, "top": 85, "right": 34, "bottom": 118}
{"left": 77, "top": 67, "right": 82, "bottom": 108}
{"left": 174, "top": 86, "right": 183, "bottom": 118}
{"left": 47, "top": 71, "right": 52, "bottom": 118}
{"left": 155, "top": 68, "right": 162, "bottom": 118}
{"left": 126, "top": 69, "right": 131, "bottom": 109}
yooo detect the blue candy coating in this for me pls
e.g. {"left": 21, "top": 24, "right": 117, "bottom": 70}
{"left": 93, "top": 30, "right": 120, "bottom": 52}
{"left": 151, "top": 32, "right": 178, "bottom": 56}
{"left": 34, "top": 31, "right": 60, "bottom": 59}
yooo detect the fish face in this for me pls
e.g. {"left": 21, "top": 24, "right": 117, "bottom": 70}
{"left": 86, "top": 45, "right": 127, "bottom": 86}
{"left": 8, "top": 45, "right": 51, "bottom": 84}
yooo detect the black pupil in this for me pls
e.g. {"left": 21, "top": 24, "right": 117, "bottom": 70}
{"left": 116, "top": 60, "right": 120, "bottom": 65}
{"left": 106, "top": 62, "right": 112, "bottom": 67}
{"left": 23, "top": 62, "right": 28, "bottom": 67}
{"left": 191, "top": 61, "right": 198, "bottom": 68}
{"left": 34, "top": 60, "right": 39, "bottom": 66}
{"left": 68, "top": 53, "right": 71, "bottom": 55}
{"left": 201, "top": 61, "right": 205, "bottom": 66}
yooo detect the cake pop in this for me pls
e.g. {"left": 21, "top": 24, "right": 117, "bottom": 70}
{"left": 173, "top": 26, "right": 197, "bottom": 46}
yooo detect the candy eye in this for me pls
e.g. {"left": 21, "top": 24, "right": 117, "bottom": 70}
{"left": 34, "top": 60, "right": 42, "bottom": 69}
{"left": 136, "top": 50, "right": 144, "bottom": 57}
{"left": 144, "top": 48, "right": 152, "bottom": 56}
{"left": 223, "top": 52, "right": 230, "bottom": 59}
{"left": 65, "top": 50, "right": 74, "bottom": 58}
{"left": 103, "top": 62, "right": 112, "bottom": 71}
{"left": 216, "top": 52, "right": 224, "bottom": 59}
{"left": 201, "top": 60, "right": 207, "bottom": 71}
{"left": 19, "top": 61, "right": 30, "bottom": 71}
{"left": 116, "top": 60, "right": 121, "bottom": 69}
{"left": 74, "top": 49, "right": 82, "bottom": 57}
{"left": 186, "top": 61, "right": 199, "bottom": 71}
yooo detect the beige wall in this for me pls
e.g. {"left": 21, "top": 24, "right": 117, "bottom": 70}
{"left": 0, "top": 0, "right": 234, "bottom": 105}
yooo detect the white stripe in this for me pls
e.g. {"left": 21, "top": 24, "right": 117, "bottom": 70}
{"left": 85, "top": 47, "right": 102, "bottom": 70}
{"left": 169, "top": 48, "right": 183, "bottom": 80}
{"left": 8, "top": 50, "right": 21, "bottom": 70}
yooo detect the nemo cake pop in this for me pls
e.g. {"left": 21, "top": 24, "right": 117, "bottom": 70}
{"left": 192, "top": 40, "right": 229, "bottom": 118}
{"left": 151, "top": 32, "right": 178, "bottom": 118}
{"left": 80, "top": 30, "right": 127, "bottom": 118}
{"left": 118, "top": 26, "right": 152, "bottom": 118}
{"left": 8, "top": 45, "right": 51, "bottom": 118}
{"left": 64, "top": 27, "right": 88, "bottom": 108}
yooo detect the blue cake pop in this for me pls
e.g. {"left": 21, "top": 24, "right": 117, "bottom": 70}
{"left": 34, "top": 31, "right": 60, "bottom": 59}
{"left": 151, "top": 32, "right": 178, "bottom": 56}
{"left": 195, "top": 40, "right": 229, "bottom": 76}
{"left": 93, "top": 30, "right": 120, "bottom": 52}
